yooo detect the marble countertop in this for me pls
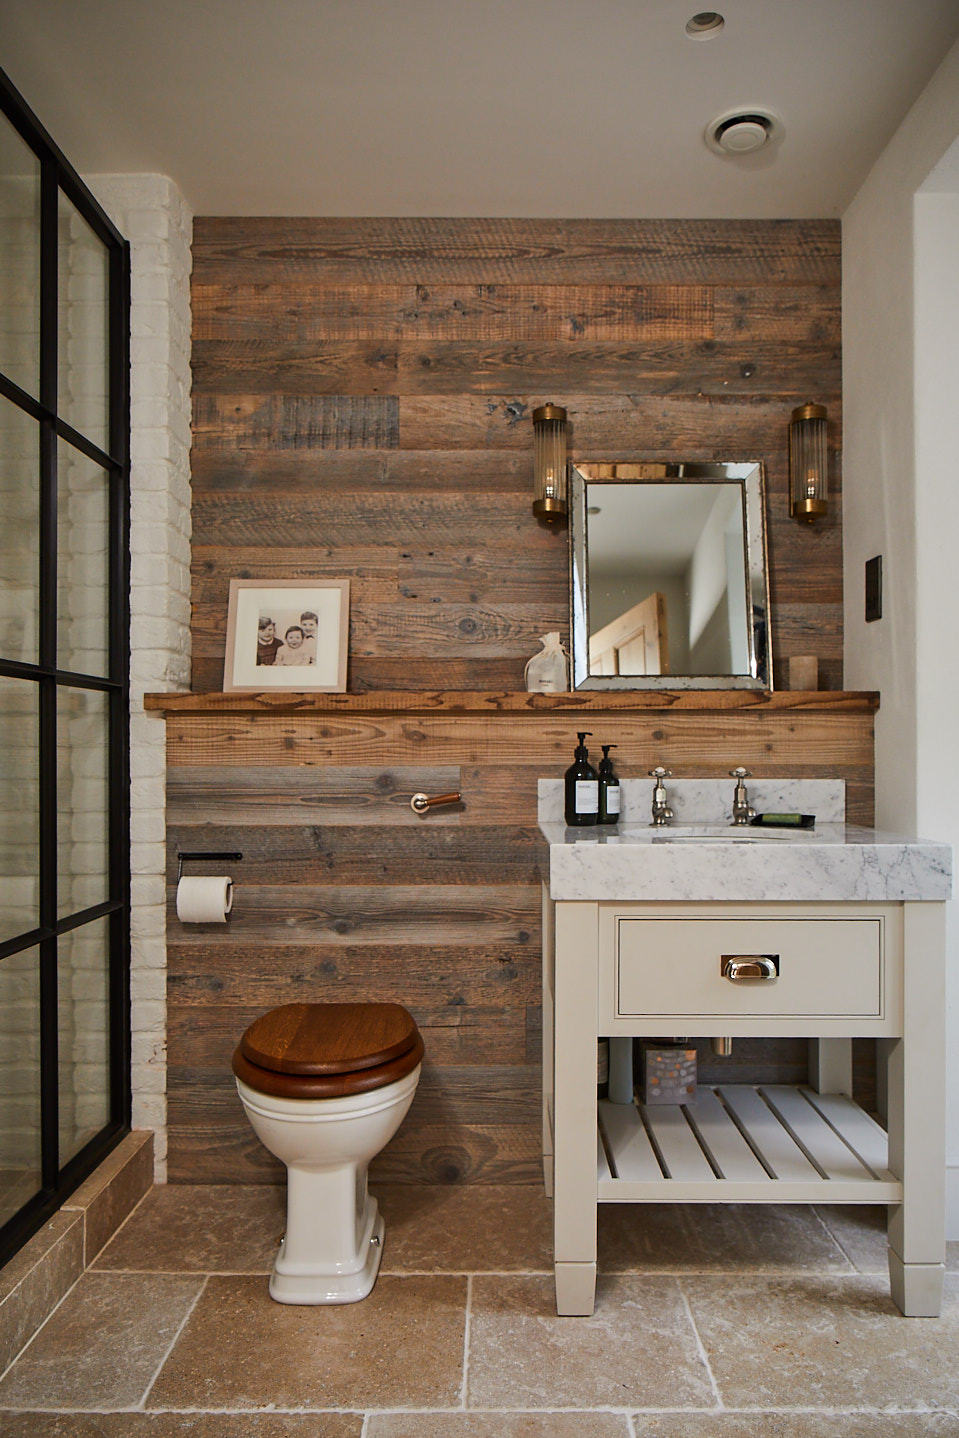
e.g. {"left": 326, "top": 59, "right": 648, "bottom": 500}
{"left": 537, "top": 780, "right": 952, "bottom": 902}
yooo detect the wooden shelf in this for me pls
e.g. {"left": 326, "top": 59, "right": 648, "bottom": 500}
{"left": 143, "top": 689, "right": 879, "bottom": 717}
{"left": 597, "top": 1087, "right": 898, "bottom": 1203}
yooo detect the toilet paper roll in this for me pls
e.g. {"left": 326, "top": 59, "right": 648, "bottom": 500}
{"left": 176, "top": 875, "right": 234, "bottom": 924}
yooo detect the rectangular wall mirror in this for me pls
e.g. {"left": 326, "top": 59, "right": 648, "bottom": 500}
{"left": 569, "top": 461, "right": 772, "bottom": 691}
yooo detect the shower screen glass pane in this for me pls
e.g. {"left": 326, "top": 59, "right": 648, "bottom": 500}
{"left": 0, "top": 397, "right": 40, "bottom": 666}
{"left": 0, "top": 676, "right": 39, "bottom": 943}
{"left": 0, "top": 946, "right": 42, "bottom": 1226}
{"left": 57, "top": 191, "right": 109, "bottom": 453}
{"left": 57, "top": 686, "right": 110, "bottom": 918}
{"left": 58, "top": 917, "right": 110, "bottom": 1166}
{"left": 57, "top": 440, "right": 110, "bottom": 678}
{"left": 0, "top": 114, "right": 41, "bottom": 398}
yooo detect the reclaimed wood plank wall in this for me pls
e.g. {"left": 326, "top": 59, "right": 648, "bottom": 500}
{"left": 167, "top": 217, "right": 858, "bottom": 1185}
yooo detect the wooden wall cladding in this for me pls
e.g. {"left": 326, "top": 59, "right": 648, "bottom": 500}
{"left": 190, "top": 216, "right": 843, "bottom": 695}
{"left": 163, "top": 695, "right": 875, "bottom": 1186}
{"left": 170, "top": 218, "right": 853, "bottom": 1186}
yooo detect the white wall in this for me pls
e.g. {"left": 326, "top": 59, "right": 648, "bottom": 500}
{"left": 914, "top": 177, "right": 959, "bottom": 1235}
{"left": 87, "top": 175, "right": 193, "bottom": 1183}
{"left": 842, "top": 38, "right": 959, "bottom": 1233}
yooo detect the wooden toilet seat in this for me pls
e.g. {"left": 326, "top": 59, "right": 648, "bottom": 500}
{"left": 232, "top": 1002, "right": 424, "bottom": 1099}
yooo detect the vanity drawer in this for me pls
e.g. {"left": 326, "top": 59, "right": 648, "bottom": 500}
{"left": 613, "top": 914, "right": 889, "bottom": 1021}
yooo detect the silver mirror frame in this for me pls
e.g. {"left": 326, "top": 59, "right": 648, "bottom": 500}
{"left": 569, "top": 461, "right": 773, "bottom": 691}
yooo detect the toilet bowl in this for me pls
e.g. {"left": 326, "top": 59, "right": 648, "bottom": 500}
{"left": 233, "top": 1001, "right": 423, "bottom": 1305}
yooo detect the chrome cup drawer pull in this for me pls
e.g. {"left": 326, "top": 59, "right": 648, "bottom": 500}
{"left": 722, "top": 955, "right": 779, "bottom": 981}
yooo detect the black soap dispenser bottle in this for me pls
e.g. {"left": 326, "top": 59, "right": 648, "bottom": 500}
{"left": 597, "top": 744, "right": 621, "bottom": 825}
{"left": 564, "top": 732, "right": 599, "bottom": 826}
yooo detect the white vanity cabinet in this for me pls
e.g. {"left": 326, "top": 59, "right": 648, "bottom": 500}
{"left": 542, "top": 888, "right": 948, "bottom": 1319}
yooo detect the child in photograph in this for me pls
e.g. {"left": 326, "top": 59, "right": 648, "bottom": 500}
{"left": 275, "top": 624, "right": 315, "bottom": 666}
{"left": 256, "top": 615, "right": 283, "bottom": 665}
{"left": 299, "top": 610, "right": 318, "bottom": 662}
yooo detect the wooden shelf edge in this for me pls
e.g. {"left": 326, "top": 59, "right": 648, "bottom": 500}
{"left": 143, "top": 689, "right": 880, "bottom": 717}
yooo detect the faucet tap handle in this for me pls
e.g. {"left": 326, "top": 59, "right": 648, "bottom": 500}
{"left": 729, "top": 767, "right": 755, "bottom": 825}
{"left": 648, "top": 767, "right": 673, "bottom": 826}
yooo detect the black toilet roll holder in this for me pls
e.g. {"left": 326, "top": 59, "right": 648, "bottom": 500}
{"left": 176, "top": 851, "right": 243, "bottom": 883}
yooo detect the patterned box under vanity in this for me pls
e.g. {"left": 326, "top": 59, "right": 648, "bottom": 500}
{"left": 639, "top": 1041, "right": 697, "bottom": 1105}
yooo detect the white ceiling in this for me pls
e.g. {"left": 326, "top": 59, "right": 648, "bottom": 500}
{"left": 2, "top": 0, "right": 959, "bottom": 218}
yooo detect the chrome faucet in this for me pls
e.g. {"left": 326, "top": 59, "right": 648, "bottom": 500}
{"left": 649, "top": 767, "right": 673, "bottom": 827}
{"left": 730, "top": 767, "right": 756, "bottom": 826}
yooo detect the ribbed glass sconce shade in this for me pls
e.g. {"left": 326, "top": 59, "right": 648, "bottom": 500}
{"left": 532, "top": 403, "right": 568, "bottom": 522}
{"left": 789, "top": 402, "right": 828, "bottom": 522}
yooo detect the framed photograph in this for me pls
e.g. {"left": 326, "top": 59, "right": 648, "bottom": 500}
{"left": 223, "top": 579, "right": 350, "bottom": 692}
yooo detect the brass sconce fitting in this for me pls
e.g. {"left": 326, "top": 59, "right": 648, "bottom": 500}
{"left": 789, "top": 402, "right": 829, "bottom": 522}
{"left": 532, "top": 403, "right": 568, "bottom": 523}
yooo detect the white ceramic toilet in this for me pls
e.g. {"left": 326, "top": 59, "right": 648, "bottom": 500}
{"left": 233, "top": 1001, "right": 423, "bottom": 1305}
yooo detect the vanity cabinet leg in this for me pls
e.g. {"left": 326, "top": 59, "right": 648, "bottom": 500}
{"left": 541, "top": 884, "right": 555, "bottom": 1198}
{"left": 808, "top": 1038, "right": 852, "bottom": 1094}
{"left": 888, "top": 1256, "right": 945, "bottom": 1318}
{"left": 552, "top": 901, "right": 600, "bottom": 1317}
{"left": 885, "top": 903, "right": 946, "bottom": 1317}
{"left": 555, "top": 1260, "right": 598, "bottom": 1316}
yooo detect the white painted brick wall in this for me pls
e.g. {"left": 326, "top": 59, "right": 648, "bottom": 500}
{"left": 89, "top": 174, "right": 193, "bottom": 1182}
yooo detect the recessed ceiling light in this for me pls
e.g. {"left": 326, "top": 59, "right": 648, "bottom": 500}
{"left": 705, "top": 107, "right": 784, "bottom": 156}
{"left": 686, "top": 11, "right": 725, "bottom": 39}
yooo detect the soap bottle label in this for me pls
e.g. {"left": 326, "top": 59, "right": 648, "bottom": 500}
{"left": 575, "top": 780, "right": 598, "bottom": 813}
{"left": 604, "top": 786, "right": 621, "bottom": 816}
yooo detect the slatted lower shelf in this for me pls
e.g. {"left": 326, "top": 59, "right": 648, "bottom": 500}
{"left": 597, "top": 1085, "right": 901, "bottom": 1203}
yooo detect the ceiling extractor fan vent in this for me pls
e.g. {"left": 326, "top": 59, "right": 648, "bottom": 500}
{"left": 705, "top": 107, "right": 784, "bottom": 156}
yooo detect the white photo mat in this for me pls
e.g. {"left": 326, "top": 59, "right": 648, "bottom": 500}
{"left": 223, "top": 579, "right": 350, "bottom": 692}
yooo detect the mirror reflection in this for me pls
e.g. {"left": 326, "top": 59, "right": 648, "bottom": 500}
{"left": 570, "top": 462, "right": 771, "bottom": 691}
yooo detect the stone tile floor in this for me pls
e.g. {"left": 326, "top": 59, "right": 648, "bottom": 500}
{"left": 0, "top": 1185, "right": 958, "bottom": 1435}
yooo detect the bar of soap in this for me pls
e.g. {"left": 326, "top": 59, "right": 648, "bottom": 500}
{"left": 749, "top": 813, "right": 815, "bottom": 829}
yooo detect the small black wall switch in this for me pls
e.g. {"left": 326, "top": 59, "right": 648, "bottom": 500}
{"left": 865, "top": 555, "right": 882, "bottom": 623}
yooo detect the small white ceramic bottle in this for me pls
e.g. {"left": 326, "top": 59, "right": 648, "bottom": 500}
{"left": 524, "top": 632, "right": 569, "bottom": 692}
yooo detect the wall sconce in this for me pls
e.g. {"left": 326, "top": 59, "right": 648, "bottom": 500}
{"left": 789, "top": 402, "right": 829, "bottom": 522}
{"left": 532, "top": 403, "right": 568, "bottom": 523}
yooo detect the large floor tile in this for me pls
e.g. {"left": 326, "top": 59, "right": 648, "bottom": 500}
{"left": 368, "top": 1415, "right": 630, "bottom": 1436}
{"left": 0, "top": 1416, "right": 360, "bottom": 1437}
{"left": 94, "top": 1185, "right": 286, "bottom": 1273}
{"left": 812, "top": 1204, "right": 890, "bottom": 1274}
{"left": 375, "top": 1184, "right": 552, "bottom": 1272}
{"left": 0, "top": 1271, "right": 204, "bottom": 1411}
{"left": 467, "top": 1274, "right": 716, "bottom": 1410}
{"left": 147, "top": 1273, "right": 467, "bottom": 1410}
{"left": 598, "top": 1203, "right": 851, "bottom": 1274}
{"left": 631, "top": 1416, "right": 959, "bottom": 1436}
{"left": 683, "top": 1272, "right": 959, "bottom": 1410}
{"left": 815, "top": 1204, "right": 959, "bottom": 1277}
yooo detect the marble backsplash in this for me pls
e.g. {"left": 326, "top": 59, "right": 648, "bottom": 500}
{"left": 537, "top": 777, "right": 846, "bottom": 827}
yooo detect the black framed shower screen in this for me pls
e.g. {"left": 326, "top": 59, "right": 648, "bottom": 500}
{"left": 0, "top": 66, "right": 131, "bottom": 1266}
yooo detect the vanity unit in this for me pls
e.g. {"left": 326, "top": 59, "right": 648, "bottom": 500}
{"left": 538, "top": 780, "right": 952, "bottom": 1318}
